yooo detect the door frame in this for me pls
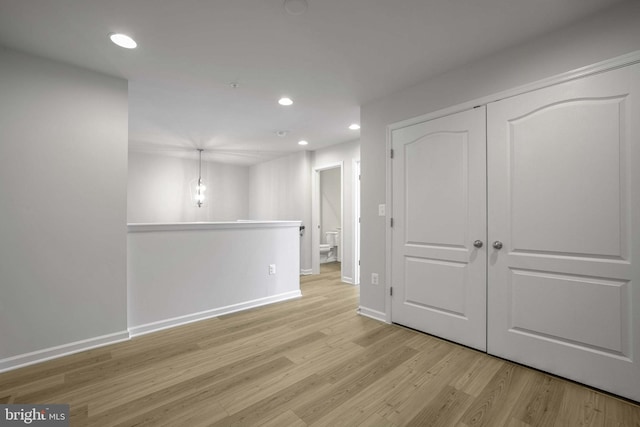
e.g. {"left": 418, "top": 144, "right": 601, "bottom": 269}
{"left": 311, "top": 162, "right": 344, "bottom": 276}
{"left": 353, "top": 159, "right": 361, "bottom": 285}
{"left": 385, "top": 49, "right": 640, "bottom": 321}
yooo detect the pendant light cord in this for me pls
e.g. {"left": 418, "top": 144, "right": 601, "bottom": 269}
{"left": 198, "top": 149, "right": 203, "bottom": 183}
{"left": 197, "top": 149, "right": 204, "bottom": 207}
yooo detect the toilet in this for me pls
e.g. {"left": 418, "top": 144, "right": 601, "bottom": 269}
{"left": 319, "top": 231, "right": 339, "bottom": 263}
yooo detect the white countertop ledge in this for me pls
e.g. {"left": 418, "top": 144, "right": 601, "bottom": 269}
{"left": 128, "top": 220, "right": 302, "bottom": 233}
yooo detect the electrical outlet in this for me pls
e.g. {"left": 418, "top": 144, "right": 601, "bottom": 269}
{"left": 371, "top": 273, "right": 379, "bottom": 285}
{"left": 378, "top": 204, "right": 386, "bottom": 216}
{"left": 269, "top": 264, "right": 276, "bottom": 275}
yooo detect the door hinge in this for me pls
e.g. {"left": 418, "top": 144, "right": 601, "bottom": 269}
{"left": 358, "top": 260, "right": 360, "bottom": 266}
{"left": 390, "top": 217, "right": 394, "bottom": 228}
{"left": 390, "top": 287, "right": 393, "bottom": 296}
{"left": 390, "top": 149, "right": 394, "bottom": 159}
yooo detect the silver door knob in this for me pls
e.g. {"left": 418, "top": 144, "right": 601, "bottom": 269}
{"left": 492, "top": 241, "right": 503, "bottom": 250}
{"left": 473, "top": 240, "right": 483, "bottom": 248}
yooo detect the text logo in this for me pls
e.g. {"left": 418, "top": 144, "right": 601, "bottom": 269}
{"left": 1, "top": 405, "right": 69, "bottom": 426}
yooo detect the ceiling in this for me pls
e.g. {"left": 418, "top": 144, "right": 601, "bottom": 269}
{"left": 0, "top": 0, "right": 624, "bottom": 165}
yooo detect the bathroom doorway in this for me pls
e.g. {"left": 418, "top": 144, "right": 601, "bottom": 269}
{"left": 319, "top": 167, "right": 341, "bottom": 265}
{"left": 311, "top": 162, "right": 343, "bottom": 278}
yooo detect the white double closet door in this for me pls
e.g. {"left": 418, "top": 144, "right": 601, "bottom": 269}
{"left": 391, "top": 63, "right": 640, "bottom": 401}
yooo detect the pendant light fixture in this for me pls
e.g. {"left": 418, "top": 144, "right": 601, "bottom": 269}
{"left": 195, "top": 149, "right": 206, "bottom": 208}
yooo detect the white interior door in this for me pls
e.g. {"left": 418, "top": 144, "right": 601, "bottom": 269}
{"left": 487, "top": 63, "right": 640, "bottom": 402}
{"left": 391, "top": 107, "right": 487, "bottom": 351}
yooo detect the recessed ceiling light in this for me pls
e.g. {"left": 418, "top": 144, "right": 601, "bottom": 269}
{"left": 349, "top": 123, "right": 361, "bottom": 130}
{"left": 275, "top": 130, "right": 289, "bottom": 137}
{"left": 278, "top": 97, "right": 293, "bottom": 106}
{"left": 283, "top": 0, "right": 308, "bottom": 15}
{"left": 109, "top": 33, "right": 137, "bottom": 49}
{"left": 298, "top": 140, "right": 308, "bottom": 146}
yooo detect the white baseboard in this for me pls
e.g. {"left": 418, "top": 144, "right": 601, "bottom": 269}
{"left": 342, "top": 276, "right": 354, "bottom": 285}
{"left": 0, "top": 330, "right": 130, "bottom": 373}
{"left": 357, "top": 306, "right": 388, "bottom": 323}
{"left": 0, "top": 291, "right": 304, "bottom": 372}
{"left": 300, "top": 269, "right": 313, "bottom": 275}
{"left": 128, "top": 290, "right": 302, "bottom": 337}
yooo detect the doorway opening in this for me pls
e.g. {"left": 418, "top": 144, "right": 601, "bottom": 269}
{"left": 311, "top": 162, "right": 343, "bottom": 278}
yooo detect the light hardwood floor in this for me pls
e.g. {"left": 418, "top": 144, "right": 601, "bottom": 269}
{"left": 1, "top": 262, "right": 639, "bottom": 426}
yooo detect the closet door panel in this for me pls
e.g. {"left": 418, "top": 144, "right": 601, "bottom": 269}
{"left": 509, "top": 98, "right": 624, "bottom": 257}
{"left": 487, "top": 63, "right": 640, "bottom": 402}
{"left": 391, "top": 107, "right": 487, "bottom": 351}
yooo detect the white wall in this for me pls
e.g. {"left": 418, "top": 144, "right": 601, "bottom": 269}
{"left": 0, "top": 47, "right": 128, "bottom": 369}
{"left": 359, "top": 0, "right": 640, "bottom": 316}
{"left": 313, "top": 139, "right": 360, "bottom": 283}
{"left": 320, "top": 167, "right": 341, "bottom": 243}
{"left": 248, "top": 151, "right": 312, "bottom": 273}
{"left": 128, "top": 152, "right": 249, "bottom": 223}
{"left": 128, "top": 222, "right": 301, "bottom": 335}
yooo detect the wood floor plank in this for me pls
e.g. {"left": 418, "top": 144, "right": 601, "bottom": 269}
{"left": 210, "top": 374, "right": 329, "bottom": 426}
{"left": 309, "top": 363, "right": 419, "bottom": 427}
{"left": 259, "top": 409, "right": 307, "bottom": 427}
{"left": 0, "top": 350, "right": 112, "bottom": 392}
{"left": 0, "top": 374, "right": 64, "bottom": 401}
{"left": 358, "top": 412, "right": 397, "bottom": 427}
{"left": 1, "top": 263, "right": 638, "bottom": 426}
{"left": 217, "top": 343, "right": 356, "bottom": 414}
{"left": 319, "top": 328, "right": 417, "bottom": 384}
{"left": 553, "top": 382, "right": 606, "bottom": 427}
{"left": 511, "top": 373, "right": 566, "bottom": 425}
{"left": 93, "top": 356, "right": 294, "bottom": 426}
{"left": 603, "top": 397, "right": 640, "bottom": 426}
{"left": 285, "top": 299, "right": 359, "bottom": 330}
{"left": 380, "top": 347, "right": 479, "bottom": 425}
{"left": 113, "top": 317, "right": 226, "bottom": 356}
{"left": 459, "top": 363, "right": 533, "bottom": 427}
{"left": 16, "top": 343, "right": 201, "bottom": 404}
{"left": 120, "top": 357, "right": 293, "bottom": 427}
{"left": 405, "top": 385, "right": 472, "bottom": 427}
{"left": 151, "top": 398, "right": 228, "bottom": 427}
{"left": 293, "top": 345, "right": 419, "bottom": 424}
{"left": 353, "top": 324, "right": 399, "bottom": 347}
{"left": 451, "top": 354, "right": 505, "bottom": 397}
{"left": 69, "top": 404, "right": 88, "bottom": 427}
{"left": 282, "top": 331, "right": 361, "bottom": 365}
{"left": 320, "top": 312, "right": 382, "bottom": 341}
{"left": 216, "top": 364, "right": 333, "bottom": 416}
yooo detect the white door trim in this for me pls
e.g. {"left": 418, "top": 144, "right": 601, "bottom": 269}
{"left": 384, "top": 125, "right": 393, "bottom": 323}
{"left": 353, "top": 159, "right": 361, "bottom": 285}
{"left": 311, "top": 162, "right": 344, "bottom": 276}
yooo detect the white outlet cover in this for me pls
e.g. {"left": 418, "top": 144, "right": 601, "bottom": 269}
{"left": 269, "top": 264, "right": 276, "bottom": 275}
{"left": 378, "top": 204, "right": 386, "bottom": 216}
{"left": 371, "top": 273, "right": 379, "bottom": 285}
